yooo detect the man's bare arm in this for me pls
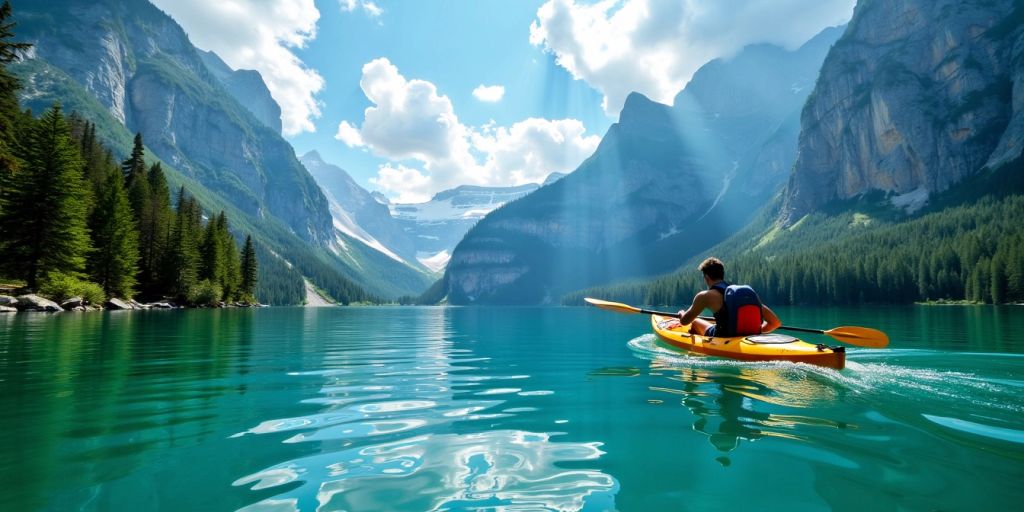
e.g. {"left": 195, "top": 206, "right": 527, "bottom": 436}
{"left": 677, "top": 292, "right": 707, "bottom": 325}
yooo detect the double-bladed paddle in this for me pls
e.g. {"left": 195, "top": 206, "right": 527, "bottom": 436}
{"left": 584, "top": 297, "right": 889, "bottom": 348}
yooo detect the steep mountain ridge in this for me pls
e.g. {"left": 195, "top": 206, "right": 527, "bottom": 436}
{"left": 16, "top": 0, "right": 333, "bottom": 244}
{"left": 13, "top": 0, "right": 435, "bottom": 300}
{"left": 197, "top": 50, "right": 282, "bottom": 134}
{"left": 439, "top": 27, "right": 843, "bottom": 304}
{"left": 782, "top": 0, "right": 1024, "bottom": 223}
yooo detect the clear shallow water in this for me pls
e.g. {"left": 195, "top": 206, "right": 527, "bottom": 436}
{"left": 1, "top": 305, "right": 1022, "bottom": 510}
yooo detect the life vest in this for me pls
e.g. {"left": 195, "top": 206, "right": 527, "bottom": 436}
{"left": 709, "top": 281, "right": 764, "bottom": 336}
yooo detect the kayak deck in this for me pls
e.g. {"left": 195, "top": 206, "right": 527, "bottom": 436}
{"left": 650, "top": 314, "right": 845, "bottom": 370}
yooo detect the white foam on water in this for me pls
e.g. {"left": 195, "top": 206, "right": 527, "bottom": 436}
{"left": 626, "top": 334, "right": 1024, "bottom": 414}
{"left": 922, "top": 414, "right": 1024, "bottom": 444}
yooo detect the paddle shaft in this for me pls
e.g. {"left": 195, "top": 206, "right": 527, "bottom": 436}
{"left": 637, "top": 308, "right": 827, "bottom": 336}
{"left": 584, "top": 297, "right": 887, "bottom": 347}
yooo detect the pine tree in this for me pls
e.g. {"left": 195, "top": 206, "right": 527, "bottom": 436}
{"left": 0, "top": 0, "right": 30, "bottom": 214}
{"left": 121, "top": 132, "right": 145, "bottom": 179}
{"left": 240, "top": 234, "right": 257, "bottom": 302}
{"left": 0, "top": 105, "right": 91, "bottom": 289}
{"left": 200, "top": 211, "right": 223, "bottom": 288}
{"left": 991, "top": 254, "right": 1007, "bottom": 304}
{"left": 123, "top": 135, "right": 151, "bottom": 243}
{"left": 73, "top": 119, "right": 112, "bottom": 201}
{"left": 139, "top": 162, "right": 172, "bottom": 296}
{"left": 217, "top": 212, "right": 241, "bottom": 301}
{"left": 165, "top": 186, "right": 201, "bottom": 300}
{"left": 89, "top": 165, "right": 139, "bottom": 298}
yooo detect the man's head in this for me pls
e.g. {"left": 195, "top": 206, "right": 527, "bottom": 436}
{"left": 699, "top": 257, "right": 725, "bottom": 285}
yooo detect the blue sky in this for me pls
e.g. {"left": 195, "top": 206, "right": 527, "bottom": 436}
{"left": 152, "top": 0, "right": 855, "bottom": 202}
{"left": 288, "top": 0, "right": 609, "bottom": 196}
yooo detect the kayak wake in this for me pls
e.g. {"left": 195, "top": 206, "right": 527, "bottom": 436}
{"left": 627, "top": 334, "right": 1024, "bottom": 415}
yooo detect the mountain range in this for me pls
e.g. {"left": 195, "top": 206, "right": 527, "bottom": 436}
{"left": 12, "top": 0, "right": 1020, "bottom": 307}
{"left": 438, "top": 26, "right": 845, "bottom": 304}
{"left": 567, "top": 0, "right": 1024, "bottom": 308}
{"left": 301, "top": 150, "right": 556, "bottom": 274}
{"left": 12, "top": 0, "right": 436, "bottom": 302}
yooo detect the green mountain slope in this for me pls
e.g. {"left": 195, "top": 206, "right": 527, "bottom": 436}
{"left": 14, "top": 58, "right": 370, "bottom": 304}
{"left": 566, "top": 137, "right": 1024, "bottom": 307}
{"left": 14, "top": 0, "right": 434, "bottom": 300}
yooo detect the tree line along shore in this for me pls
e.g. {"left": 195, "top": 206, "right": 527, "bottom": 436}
{"left": 0, "top": 5, "right": 260, "bottom": 313}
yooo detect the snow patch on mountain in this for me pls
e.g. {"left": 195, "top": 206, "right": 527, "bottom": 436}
{"left": 390, "top": 183, "right": 540, "bottom": 222}
{"left": 417, "top": 250, "right": 451, "bottom": 273}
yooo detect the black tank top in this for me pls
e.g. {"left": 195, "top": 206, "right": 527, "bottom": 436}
{"left": 710, "top": 281, "right": 729, "bottom": 332}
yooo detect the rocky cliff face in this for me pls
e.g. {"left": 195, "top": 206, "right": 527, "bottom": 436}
{"left": 16, "top": 0, "right": 333, "bottom": 244}
{"left": 197, "top": 50, "right": 282, "bottom": 134}
{"left": 782, "top": 0, "right": 1024, "bottom": 222}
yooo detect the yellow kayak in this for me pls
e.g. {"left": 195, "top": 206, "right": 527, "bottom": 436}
{"left": 651, "top": 314, "right": 846, "bottom": 370}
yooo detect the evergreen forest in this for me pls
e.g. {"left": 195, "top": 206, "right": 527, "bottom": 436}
{"left": 565, "top": 189, "right": 1024, "bottom": 308}
{"left": 0, "top": 4, "right": 258, "bottom": 305}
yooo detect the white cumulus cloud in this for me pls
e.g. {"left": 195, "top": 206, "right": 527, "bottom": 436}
{"left": 340, "top": 0, "right": 383, "bottom": 18}
{"left": 151, "top": 0, "right": 324, "bottom": 135}
{"left": 340, "top": 59, "right": 600, "bottom": 202}
{"left": 474, "top": 118, "right": 598, "bottom": 185}
{"left": 472, "top": 84, "right": 506, "bottom": 103}
{"left": 530, "top": 0, "right": 854, "bottom": 116}
{"left": 370, "top": 164, "right": 433, "bottom": 203}
{"left": 335, "top": 120, "right": 364, "bottom": 147}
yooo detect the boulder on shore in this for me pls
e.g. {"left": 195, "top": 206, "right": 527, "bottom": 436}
{"left": 61, "top": 297, "right": 84, "bottom": 310}
{"left": 0, "top": 305, "right": 16, "bottom": 313}
{"left": 105, "top": 298, "right": 134, "bottom": 310}
{"left": 149, "top": 302, "right": 174, "bottom": 309}
{"left": 17, "top": 294, "right": 62, "bottom": 312}
{"left": 0, "top": 295, "right": 17, "bottom": 306}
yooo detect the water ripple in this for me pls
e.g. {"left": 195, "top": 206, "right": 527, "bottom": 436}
{"left": 230, "top": 317, "right": 616, "bottom": 511}
{"left": 234, "top": 431, "right": 617, "bottom": 512}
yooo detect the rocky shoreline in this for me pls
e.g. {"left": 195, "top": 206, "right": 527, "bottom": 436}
{"left": 0, "top": 294, "right": 265, "bottom": 313}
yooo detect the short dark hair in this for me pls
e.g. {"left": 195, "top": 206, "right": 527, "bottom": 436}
{"left": 699, "top": 257, "right": 725, "bottom": 280}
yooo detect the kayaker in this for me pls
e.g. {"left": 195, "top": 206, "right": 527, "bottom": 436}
{"left": 677, "top": 257, "right": 781, "bottom": 337}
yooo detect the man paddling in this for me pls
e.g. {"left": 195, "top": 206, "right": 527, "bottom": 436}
{"left": 678, "top": 257, "right": 781, "bottom": 337}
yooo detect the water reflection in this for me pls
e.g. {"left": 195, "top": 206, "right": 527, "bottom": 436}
{"left": 235, "top": 430, "right": 614, "bottom": 511}
{"left": 0, "top": 309, "right": 257, "bottom": 510}
{"left": 232, "top": 307, "right": 618, "bottom": 511}
{"left": 629, "top": 334, "right": 849, "bottom": 459}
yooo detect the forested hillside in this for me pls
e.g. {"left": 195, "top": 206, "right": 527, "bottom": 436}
{"left": 0, "top": 2, "right": 280, "bottom": 306}
{"left": 566, "top": 162, "right": 1024, "bottom": 307}
{"left": 8, "top": 0, "right": 410, "bottom": 303}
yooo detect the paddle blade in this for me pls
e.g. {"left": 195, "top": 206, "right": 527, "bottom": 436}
{"left": 823, "top": 326, "right": 889, "bottom": 348}
{"left": 584, "top": 298, "right": 642, "bottom": 315}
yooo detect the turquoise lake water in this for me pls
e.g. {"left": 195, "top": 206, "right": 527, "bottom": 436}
{"left": 1, "top": 305, "right": 1022, "bottom": 510}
